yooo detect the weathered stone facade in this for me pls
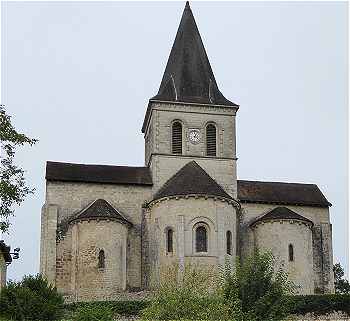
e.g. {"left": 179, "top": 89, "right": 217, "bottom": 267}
{"left": 39, "top": 2, "right": 335, "bottom": 301}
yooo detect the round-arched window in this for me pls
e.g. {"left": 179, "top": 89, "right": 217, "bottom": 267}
{"left": 226, "top": 231, "right": 232, "bottom": 255}
{"left": 98, "top": 249, "right": 105, "bottom": 269}
{"left": 195, "top": 225, "right": 208, "bottom": 252}
{"left": 166, "top": 228, "right": 174, "bottom": 253}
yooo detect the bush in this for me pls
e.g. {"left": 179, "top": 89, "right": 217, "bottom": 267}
{"left": 66, "top": 300, "right": 149, "bottom": 316}
{"left": 141, "top": 263, "right": 230, "bottom": 320}
{"left": 74, "top": 303, "right": 114, "bottom": 321}
{"left": 222, "top": 251, "right": 295, "bottom": 321}
{"left": 290, "top": 294, "right": 350, "bottom": 316}
{"left": 0, "top": 274, "right": 64, "bottom": 321}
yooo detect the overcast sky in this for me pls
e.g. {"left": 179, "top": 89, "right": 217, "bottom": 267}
{"left": 1, "top": 1, "right": 348, "bottom": 280}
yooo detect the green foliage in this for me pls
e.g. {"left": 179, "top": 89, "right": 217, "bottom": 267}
{"left": 221, "top": 251, "right": 295, "bottom": 321}
{"left": 290, "top": 294, "right": 350, "bottom": 316}
{"left": 141, "top": 263, "right": 230, "bottom": 320}
{"left": 333, "top": 263, "right": 350, "bottom": 294}
{"left": 66, "top": 300, "right": 149, "bottom": 317}
{"left": 0, "top": 105, "right": 37, "bottom": 232}
{"left": 0, "top": 274, "right": 64, "bottom": 321}
{"left": 74, "top": 303, "right": 114, "bottom": 321}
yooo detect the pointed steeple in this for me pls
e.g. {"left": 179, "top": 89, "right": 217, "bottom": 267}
{"left": 151, "top": 2, "right": 237, "bottom": 107}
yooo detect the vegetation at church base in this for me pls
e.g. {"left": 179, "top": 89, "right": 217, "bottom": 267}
{"left": 141, "top": 263, "right": 230, "bottom": 320}
{"left": 290, "top": 293, "right": 350, "bottom": 316}
{"left": 141, "top": 251, "right": 294, "bottom": 321}
{"left": 0, "top": 274, "right": 64, "bottom": 321}
{"left": 73, "top": 303, "right": 114, "bottom": 321}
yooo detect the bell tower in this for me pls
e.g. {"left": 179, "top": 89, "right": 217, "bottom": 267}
{"left": 142, "top": 2, "right": 239, "bottom": 198}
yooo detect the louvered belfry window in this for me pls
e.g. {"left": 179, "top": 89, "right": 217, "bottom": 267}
{"left": 206, "top": 124, "right": 217, "bottom": 156}
{"left": 172, "top": 121, "right": 182, "bottom": 154}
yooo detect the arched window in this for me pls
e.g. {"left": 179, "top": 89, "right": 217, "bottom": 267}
{"left": 288, "top": 244, "right": 294, "bottom": 262}
{"left": 195, "top": 225, "right": 208, "bottom": 252}
{"left": 172, "top": 121, "right": 182, "bottom": 154}
{"left": 226, "top": 231, "right": 232, "bottom": 255}
{"left": 206, "top": 124, "right": 217, "bottom": 156}
{"left": 98, "top": 249, "right": 105, "bottom": 268}
{"left": 166, "top": 228, "right": 173, "bottom": 253}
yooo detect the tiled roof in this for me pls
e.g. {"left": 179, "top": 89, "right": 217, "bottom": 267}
{"left": 153, "top": 161, "right": 233, "bottom": 201}
{"left": 237, "top": 180, "right": 331, "bottom": 208}
{"left": 46, "top": 161, "right": 152, "bottom": 186}
{"left": 69, "top": 199, "right": 132, "bottom": 225}
{"left": 250, "top": 206, "right": 314, "bottom": 226}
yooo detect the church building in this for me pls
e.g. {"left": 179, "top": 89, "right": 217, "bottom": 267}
{"left": 40, "top": 2, "right": 334, "bottom": 302}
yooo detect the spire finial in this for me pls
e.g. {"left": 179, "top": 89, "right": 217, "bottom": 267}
{"left": 185, "top": 1, "right": 190, "bottom": 9}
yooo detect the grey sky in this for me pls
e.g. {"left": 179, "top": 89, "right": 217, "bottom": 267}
{"left": 1, "top": 1, "right": 348, "bottom": 280}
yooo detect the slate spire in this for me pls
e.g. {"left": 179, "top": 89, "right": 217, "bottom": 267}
{"left": 151, "top": 2, "right": 237, "bottom": 107}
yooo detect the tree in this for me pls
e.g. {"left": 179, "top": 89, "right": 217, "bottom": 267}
{"left": 222, "top": 250, "right": 295, "bottom": 321}
{"left": 0, "top": 105, "right": 37, "bottom": 233}
{"left": 0, "top": 274, "right": 64, "bottom": 320}
{"left": 333, "top": 263, "right": 350, "bottom": 294}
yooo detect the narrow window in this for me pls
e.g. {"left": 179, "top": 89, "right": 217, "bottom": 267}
{"left": 98, "top": 249, "right": 105, "bottom": 268}
{"left": 288, "top": 244, "right": 294, "bottom": 262}
{"left": 166, "top": 229, "right": 173, "bottom": 253}
{"left": 206, "top": 124, "right": 216, "bottom": 156}
{"left": 172, "top": 121, "right": 182, "bottom": 154}
{"left": 195, "top": 225, "right": 208, "bottom": 252}
{"left": 226, "top": 231, "right": 232, "bottom": 255}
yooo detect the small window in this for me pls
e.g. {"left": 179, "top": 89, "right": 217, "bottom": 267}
{"left": 166, "top": 228, "right": 173, "bottom": 253}
{"left": 98, "top": 249, "right": 105, "bottom": 268}
{"left": 206, "top": 124, "right": 217, "bottom": 156}
{"left": 195, "top": 225, "right": 208, "bottom": 252}
{"left": 226, "top": 231, "right": 232, "bottom": 255}
{"left": 288, "top": 244, "right": 294, "bottom": 262}
{"left": 172, "top": 121, "right": 182, "bottom": 154}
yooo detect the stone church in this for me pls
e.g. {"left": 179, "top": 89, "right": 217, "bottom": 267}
{"left": 40, "top": 2, "right": 334, "bottom": 302}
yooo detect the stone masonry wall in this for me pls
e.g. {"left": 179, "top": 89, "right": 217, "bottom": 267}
{"left": 240, "top": 203, "right": 334, "bottom": 294}
{"left": 0, "top": 254, "right": 6, "bottom": 289}
{"left": 253, "top": 220, "right": 314, "bottom": 294}
{"left": 144, "top": 197, "right": 238, "bottom": 287}
{"left": 41, "top": 181, "right": 152, "bottom": 294}
{"left": 144, "top": 102, "right": 238, "bottom": 198}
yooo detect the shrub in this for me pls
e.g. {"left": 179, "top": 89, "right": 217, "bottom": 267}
{"left": 141, "top": 263, "right": 230, "bottom": 320}
{"left": 222, "top": 250, "right": 295, "bottom": 321}
{"left": 74, "top": 303, "right": 114, "bottom": 321}
{"left": 0, "top": 274, "right": 64, "bottom": 321}
{"left": 66, "top": 300, "right": 149, "bottom": 316}
{"left": 290, "top": 294, "right": 350, "bottom": 316}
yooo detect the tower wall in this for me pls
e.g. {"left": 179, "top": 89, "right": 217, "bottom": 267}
{"left": 144, "top": 102, "right": 238, "bottom": 198}
{"left": 144, "top": 197, "right": 237, "bottom": 287}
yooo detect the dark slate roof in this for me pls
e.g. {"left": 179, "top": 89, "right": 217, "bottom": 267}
{"left": 251, "top": 207, "right": 313, "bottom": 226}
{"left": 46, "top": 161, "right": 152, "bottom": 186}
{"left": 0, "top": 240, "right": 12, "bottom": 264}
{"left": 142, "top": 3, "right": 238, "bottom": 133}
{"left": 69, "top": 199, "right": 132, "bottom": 225}
{"left": 153, "top": 161, "right": 232, "bottom": 201}
{"left": 151, "top": 2, "right": 237, "bottom": 107}
{"left": 237, "top": 180, "right": 331, "bottom": 208}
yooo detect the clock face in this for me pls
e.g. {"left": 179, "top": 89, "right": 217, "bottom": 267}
{"left": 189, "top": 129, "right": 201, "bottom": 144}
